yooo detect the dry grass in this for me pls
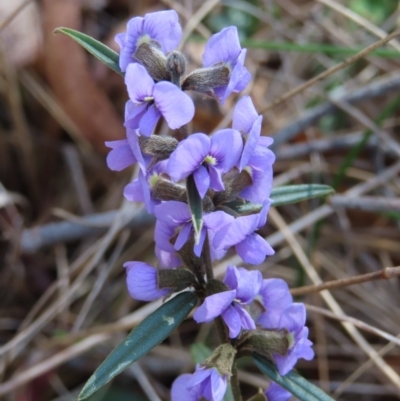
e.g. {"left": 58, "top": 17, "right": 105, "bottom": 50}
{"left": 0, "top": 0, "right": 400, "bottom": 400}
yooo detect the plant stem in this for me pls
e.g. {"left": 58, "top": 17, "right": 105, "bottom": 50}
{"left": 231, "top": 362, "right": 243, "bottom": 401}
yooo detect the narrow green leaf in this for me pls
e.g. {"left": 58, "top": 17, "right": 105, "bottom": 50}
{"left": 186, "top": 175, "right": 203, "bottom": 244}
{"left": 270, "top": 184, "right": 334, "bottom": 206}
{"left": 190, "top": 343, "right": 212, "bottom": 364}
{"left": 54, "top": 27, "right": 122, "bottom": 75}
{"left": 230, "top": 201, "right": 263, "bottom": 215}
{"left": 78, "top": 291, "right": 197, "bottom": 400}
{"left": 253, "top": 354, "right": 335, "bottom": 401}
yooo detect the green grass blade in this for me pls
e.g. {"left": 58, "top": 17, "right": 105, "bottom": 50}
{"left": 270, "top": 184, "right": 334, "bottom": 206}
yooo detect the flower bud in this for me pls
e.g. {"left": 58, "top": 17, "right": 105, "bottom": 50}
{"left": 204, "top": 343, "right": 237, "bottom": 377}
{"left": 139, "top": 135, "right": 178, "bottom": 167}
{"left": 158, "top": 268, "right": 196, "bottom": 292}
{"left": 205, "top": 278, "right": 230, "bottom": 296}
{"left": 238, "top": 330, "right": 290, "bottom": 361}
{"left": 182, "top": 66, "right": 230, "bottom": 98}
{"left": 151, "top": 176, "right": 187, "bottom": 202}
{"left": 166, "top": 50, "right": 186, "bottom": 86}
{"left": 134, "top": 42, "right": 170, "bottom": 81}
{"left": 213, "top": 168, "right": 252, "bottom": 205}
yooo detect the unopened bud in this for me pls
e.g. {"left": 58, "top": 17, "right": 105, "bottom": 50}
{"left": 158, "top": 268, "right": 196, "bottom": 292}
{"left": 134, "top": 43, "right": 170, "bottom": 81}
{"left": 182, "top": 66, "right": 230, "bottom": 98}
{"left": 205, "top": 279, "right": 230, "bottom": 296}
{"left": 139, "top": 135, "right": 178, "bottom": 168}
{"left": 213, "top": 168, "right": 252, "bottom": 205}
{"left": 204, "top": 343, "right": 237, "bottom": 377}
{"left": 152, "top": 177, "right": 187, "bottom": 202}
{"left": 166, "top": 51, "right": 186, "bottom": 86}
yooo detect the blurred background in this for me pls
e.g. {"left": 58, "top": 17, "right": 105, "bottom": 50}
{"left": 1, "top": 0, "right": 400, "bottom": 400}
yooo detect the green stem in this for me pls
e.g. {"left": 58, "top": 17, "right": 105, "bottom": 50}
{"left": 231, "top": 362, "right": 243, "bottom": 401}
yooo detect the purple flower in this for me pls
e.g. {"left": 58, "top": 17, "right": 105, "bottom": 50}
{"left": 124, "top": 261, "right": 170, "bottom": 301}
{"left": 154, "top": 201, "right": 234, "bottom": 258}
{"left": 125, "top": 63, "right": 194, "bottom": 136}
{"left": 171, "top": 366, "right": 227, "bottom": 401}
{"left": 265, "top": 383, "right": 294, "bottom": 401}
{"left": 203, "top": 26, "right": 251, "bottom": 104}
{"left": 257, "top": 279, "right": 293, "bottom": 328}
{"left": 124, "top": 161, "right": 168, "bottom": 213}
{"left": 155, "top": 246, "right": 181, "bottom": 268}
{"left": 194, "top": 265, "right": 262, "bottom": 338}
{"left": 105, "top": 128, "right": 149, "bottom": 173}
{"left": 260, "top": 303, "right": 314, "bottom": 376}
{"left": 240, "top": 142, "right": 275, "bottom": 203}
{"left": 213, "top": 201, "right": 274, "bottom": 264}
{"left": 167, "top": 129, "right": 243, "bottom": 198}
{"left": 116, "top": 10, "right": 182, "bottom": 72}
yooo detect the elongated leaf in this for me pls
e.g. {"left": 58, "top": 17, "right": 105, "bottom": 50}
{"left": 270, "top": 184, "right": 334, "bottom": 206}
{"left": 78, "top": 291, "right": 197, "bottom": 400}
{"left": 253, "top": 354, "right": 335, "bottom": 401}
{"left": 186, "top": 175, "right": 203, "bottom": 244}
{"left": 54, "top": 27, "right": 122, "bottom": 75}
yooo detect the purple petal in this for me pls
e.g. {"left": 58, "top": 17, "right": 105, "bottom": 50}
{"left": 203, "top": 210, "right": 235, "bottom": 232}
{"left": 123, "top": 179, "right": 143, "bottom": 202}
{"left": 155, "top": 246, "right": 181, "bottom": 268}
{"left": 154, "top": 201, "right": 191, "bottom": 224}
{"left": 187, "top": 366, "right": 212, "bottom": 388}
{"left": 239, "top": 116, "right": 262, "bottom": 170}
{"left": 142, "top": 10, "right": 182, "bottom": 53}
{"left": 154, "top": 81, "right": 194, "bottom": 129}
{"left": 210, "top": 129, "right": 243, "bottom": 173}
{"left": 115, "top": 32, "right": 126, "bottom": 49}
{"left": 235, "top": 267, "right": 263, "bottom": 304}
{"left": 124, "top": 100, "right": 147, "bottom": 130}
{"left": 278, "top": 303, "right": 306, "bottom": 333}
{"left": 171, "top": 374, "right": 200, "bottom": 401}
{"left": 232, "top": 96, "right": 258, "bottom": 134}
{"left": 193, "top": 227, "right": 206, "bottom": 257}
{"left": 258, "top": 136, "right": 274, "bottom": 148}
{"left": 139, "top": 104, "right": 161, "bottom": 136}
{"left": 105, "top": 140, "right": 136, "bottom": 171}
{"left": 265, "top": 383, "right": 293, "bottom": 401}
{"left": 118, "top": 17, "right": 143, "bottom": 72}
{"left": 236, "top": 233, "right": 275, "bottom": 264}
{"left": 208, "top": 369, "right": 227, "bottom": 401}
{"left": 234, "top": 303, "right": 256, "bottom": 331}
{"left": 154, "top": 220, "right": 176, "bottom": 252}
{"left": 126, "top": 129, "right": 148, "bottom": 173}
{"left": 203, "top": 26, "right": 242, "bottom": 67}
{"left": 221, "top": 304, "right": 242, "bottom": 338}
{"left": 223, "top": 265, "right": 240, "bottom": 291}
{"left": 125, "top": 63, "right": 154, "bottom": 103}
{"left": 259, "top": 278, "right": 293, "bottom": 313}
{"left": 193, "top": 290, "right": 236, "bottom": 323}
{"left": 167, "top": 133, "right": 210, "bottom": 182}
{"left": 208, "top": 165, "right": 225, "bottom": 192}
{"left": 193, "top": 165, "right": 210, "bottom": 199}
{"left": 124, "top": 261, "right": 169, "bottom": 301}
{"left": 240, "top": 164, "right": 273, "bottom": 203}
{"left": 174, "top": 222, "right": 192, "bottom": 251}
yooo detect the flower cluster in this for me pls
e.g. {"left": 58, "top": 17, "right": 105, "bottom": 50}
{"left": 107, "top": 10, "right": 313, "bottom": 401}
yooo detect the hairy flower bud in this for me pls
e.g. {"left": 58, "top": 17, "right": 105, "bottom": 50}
{"left": 238, "top": 330, "right": 290, "bottom": 360}
{"left": 166, "top": 51, "right": 186, "bottom": 86}
{"left": 151, "top": 176, "right": 187, "bottom": 202}
{"left": 139, "top": 135, "right": 178, "bottom": 167}
{"left": 158, "top": 268, "right": 196, "bottom": 292}
{"left": 204, "top": 343, "right": 237, "bottom": 377}
{"left": 134, "top": 42, "right": 171, "bottom": 81}
{"left": 213, "top": 168, "right": 253, "bottom": 205}
{"left": 182, "top": 66, "right": 230, "bottom": 98}
{"left": 205, "top": 278, "right": 230, "bottom": 296}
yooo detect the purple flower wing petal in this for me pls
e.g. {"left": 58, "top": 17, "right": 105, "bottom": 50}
{"left": 208, "top": 165, "right": 225, "bottom": 192}
{"left": 193, "top": 165, "right": 210, "bottom": 199}
{"left": 258, "top": 136, "right": 274, "bottom": 148}
{"left": 154, "top": 201, "right": 191, "bottom": 224}
{"left": 240, "top": 165, "right": 273, "bottom": 203}
{"left": 278, "top": 303, "right": 306, "bottom": 333}
{"left": 239, "top": 116, "right": 262, "bottom": 170}
{"left": 119, "top": 17, "right": 144, "bottom": 72}
{"left": 124, "top": 101, "right": 147, "bottom": 130}
{"left": 259, "top": 278, "right": 293, "bottom": 312}
{"left": 210, "top": 129, "right": 243, "bottom": 173}
{"left": 105, "top": 140, "right": 136, "bottom": 171}
{"left": 209, "top": 369, "right": 227, "bottom": 401}
{"left": 171, "top": 374, "right": 201, "bottom": 401}
{"left": 203, "top": 211, "right": 235, "bottom": 232}
{"left": 125, "top": 63, "right": 154, "bottom": 103}
{"left": 124, "top": 261, "right": 169, "bottom": 301}
{"left": 234, "top": 303, "right": 256, "bottom": 331}
{"left": 142, "top": 10, "right": 182, "bottom": 53}
{"left": 155, "top": 246, "right": 181, "bottom": 268}
{"left": 167, "top": 133, "right": 210, "bottom": 182}
{"left": 139, "top": 104, "right": 161, "bottom": 137}
{"left": 193, "top": 227, "right": 207, "bottom": 257}
{"left": 223, "top": 265, "right": 240, "bottom": 291}
{"left": 235, "top": 267, "right": 263, "bottom": 304}
{"left": 236, "top": 233, "right": 274, "bottom": 264}
{"left": 154, "top": 82, "right": 194, "bottom": 129}
{"left": 193, "top": 290, "right": 236, "bottom": 323}
{"left": 126, "top": 129, "right": 148, "bottom": 173}
{"left": 221, "top": 304, "right": 242, "bottom": 338}
{"left": 115, "top": 32, "right": 125, "bottom": 49}
{"left": 123, "top": 180, "right": 143, "bottom": 202}
{"left": 203, "top": 26, "right": 241, "bottom": 67}
{"left": 232, "top": 96, "right": 258, "bottom": 134}
{"left": 174, "top": 222, "right": 192, "bottom": 251}
{"left": 154, "top": 220, "right": 176, "bottom": 252}
{"left": 265, "top": 383, "right": 293, "bottom": 401}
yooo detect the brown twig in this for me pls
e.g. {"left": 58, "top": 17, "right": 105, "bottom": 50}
{"left": 329, "top": 196, "right": 400, "bottom": 213}
{"left": 291, "top": 266, "right": 400, "bottom": 296}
